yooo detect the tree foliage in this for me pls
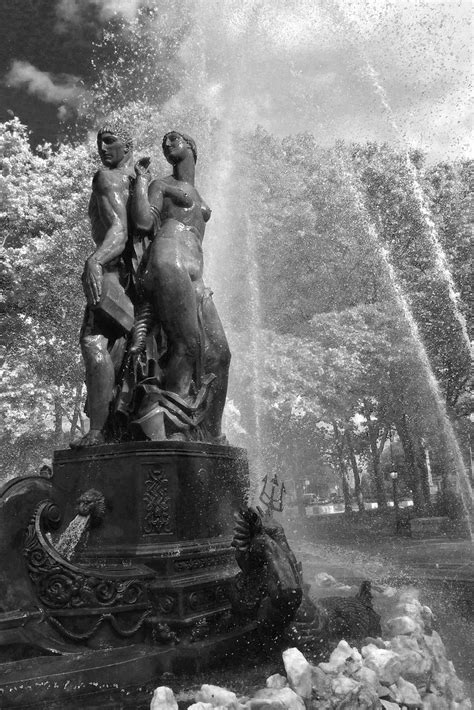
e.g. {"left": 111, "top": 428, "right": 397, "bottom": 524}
{"left": 1, "top": 115, "right": 471, "bottom": 523}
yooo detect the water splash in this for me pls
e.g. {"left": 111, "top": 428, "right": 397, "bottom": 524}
{"left": 323, "top": 0, "right": 470, "bottom": 352}
{"left": 164, "top": 2, "right": 268, "bottom": 487}
{"left": 336, "top": 148, "right": 472, "bottom": 537}
{"left": 54, "top": 514, "right": 91, "bottom": 562}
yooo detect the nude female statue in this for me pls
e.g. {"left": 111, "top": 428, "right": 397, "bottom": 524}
{"left": 131, "top": 131, "right": 230, "bottom": 443}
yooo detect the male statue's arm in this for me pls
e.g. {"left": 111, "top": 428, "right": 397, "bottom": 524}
{"left": 82, "top": 170, "right": 128, "bottom": 307}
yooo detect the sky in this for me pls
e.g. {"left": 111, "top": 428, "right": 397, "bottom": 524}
{"left": 0, "top": 0, "right": 472, "bottom": 161}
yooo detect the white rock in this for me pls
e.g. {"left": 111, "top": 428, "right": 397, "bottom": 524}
{"left": 251, "top": 687, "right": 305, "bottom": 710}
{"left": 389, "top": 635, "right": 432, "bottom": 686}
{"left": 314, "top": 572, "right": 338, "bottom": 587}
{"left": 387, "top": 682, "right": 402, "bottom": 703}
{"left": 445, "top": 661, "right": 467, "bottom": 702}
{"left": 150, "top": 686, "right": 178, "bottom": 710}
{"left": 396, "top": 599, "right": 422, "bottom": 616}
{"left": 421, "top": 694, "right": 449, "bottom": 710}
{"left": 196, "top": 685, "right": 239, "bottom": 708}
{"left": 266, "top": 674, "right": 288, "bottom": 689}
{"left": 310, "top": 666, "right": 332, "bottom": 699}
{"left": 282, "top": 647, "right": 312, "bottom": 699}
{"left": 380, "top": 585, "right": 398, "bottom": 598}
{"left": 398, "top": 588, "right": 420, "bottom": 604}
{"left": 386, "top": 615, "right": 421, "bottom": 636}
{"left": 353, "top": 666, "right": 383, "bottom": 694}
{"left": 361, "top": 645, "right": 402, "bottom": 686}
{"left": 380, "top": 701, "right": 401, "bottom": 710}
{"left": 318, "top": 639, "right": 354, "bottom": 674}
{"left": 246, "top": 700, "right": 285, "bottom": 710}
{"left": 421, "top": 605, "right": 434, "bottom": 631}
{"left": 331, "top": 674, "right": 360, "bottom": 696}
{"left": 187, "top": 704, "right": 215, "bottom": 710}
{"left": 396, "top": 676, "right": 422, "bottom": 706}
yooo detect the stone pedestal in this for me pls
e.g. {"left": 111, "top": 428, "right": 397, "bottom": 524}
{"left": 20, "top": 442, "right": 250, "bottom": 650}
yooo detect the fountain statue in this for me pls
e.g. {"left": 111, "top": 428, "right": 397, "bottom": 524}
{"left": 0, "top": 119, "right": 390, "bottom": 710}
{"left": 0, "top": 127, "right": 317, "bottom": 706}
{"left": 72, "top": 125, "right": 230, "bottom": 448}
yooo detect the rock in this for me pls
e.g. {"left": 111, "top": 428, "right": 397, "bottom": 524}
{"left": 445, "top": 661, "right": 467, "bottom": 703}
{"left": 386, "top": 616, "right": 421, "bottom": 636}
{"left": 380, "top": 701, "right": 401, "bottom": 710}
{"left": 395, "top": 600, "right": 422, "bottom": 617}
{"left": 282, "top": 647, "right": 312, "bottom": 699}
{"left": 353, "top": 666, "right": 384, "bottom": 695}
{"left": 150, "top": 686, "right": 178, "bottom": 710}
{"left": 422, "top": 631, "right": 455, "bottom": 696}
{"left": 395, "top": 676, "right": 422, "bottom": 707}
{"left": 422, "top": 695, "right": 449, "bottom": 710}
{"left": 386, "top": 683, "right": 402, "bottom": 703}
{"left": 423, "top": 631, "right": 447, "bottom": 661}
{"left": 361, "top": 645, "right": 402, "bottom": 686}
{"left": 251, "top": 687, "right": 305, "bottom": 710}
{"left": 389, "top": 634, "right": 432, "bottom": 689}
{"left": 247, "top": 699, "right": 285, "bottom": 710}
{"left": 318, "top": 639, "right": 361, "bottom": 675}
{"left": 266, "top": 674, "right": 288, "bottom": 690}
{"left": 196, "top": 685, "right": 239, "bottom": 708}
{"left": 310, "top": 666, "right": 332, "bottom": 699}
{"left": 354, "top": 684, "right": 382, "bottom": 710}
{"left": 314, "top": 572, "right": 338, "bottom": 587}
{"left": 398, "top": 588, "right": 420, "bottom": 605}
{"left": 331, "top": 674, "right": 360, "bottom": 696}
{"left": 364, "top": 636, "right": 388, "bottom": 649}
{"left": 187, "top": 705, "right": 215, "bottom": 710}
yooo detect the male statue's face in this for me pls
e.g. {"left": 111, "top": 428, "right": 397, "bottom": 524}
{"left": 162, "top": 132, "right": 190, "bottom": 165}
{"left": 97, "top": 132, "right": 129, "bottom": 168}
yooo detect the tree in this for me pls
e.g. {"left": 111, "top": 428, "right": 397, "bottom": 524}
{"left": 1, "top": 117, "right": 93, "bottom": 476}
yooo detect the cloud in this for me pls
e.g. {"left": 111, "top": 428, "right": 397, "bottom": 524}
{"left": 5, "top": 60, "right": 91, "bottom": 118}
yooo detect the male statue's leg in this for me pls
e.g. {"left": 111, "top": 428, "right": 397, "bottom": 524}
{"left": 72, "top": 333, "right": 114, "bottom": 447}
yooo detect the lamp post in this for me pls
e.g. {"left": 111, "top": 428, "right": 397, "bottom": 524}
{"left": 390, "top": 470, "right": 399, "bottom": 531}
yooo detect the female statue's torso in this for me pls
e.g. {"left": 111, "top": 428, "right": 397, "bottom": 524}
{"left": 147, "top": 175, "right": 211, "bottom": 287}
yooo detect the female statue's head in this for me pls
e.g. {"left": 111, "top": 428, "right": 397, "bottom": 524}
{"left": 162, "top": 131, "right": 197, "bottom": 165}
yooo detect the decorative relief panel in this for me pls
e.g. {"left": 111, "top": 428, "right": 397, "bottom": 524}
{"left": 142, "top": 468, "right": 173, "bottom": 536}
{"left": 173, "top": 552, "right": 234, "bottom": 574}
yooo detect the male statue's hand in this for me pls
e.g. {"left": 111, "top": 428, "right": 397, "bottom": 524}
{"left": 134, "top": 157, "right": 151, "bottom": 182}
{"left": 82, "top": 257, "right": 103, "bottom": 306}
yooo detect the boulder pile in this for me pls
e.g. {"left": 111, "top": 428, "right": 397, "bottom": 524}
{"left": 150, "top": 587, "right": 471, "bottom": 710}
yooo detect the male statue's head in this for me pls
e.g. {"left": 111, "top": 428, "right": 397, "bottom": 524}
{"left": 97, "top": 121, "right": 133, "bottom": 169}
{"left": 162, "top": 131, "right": 197, "bottom": 166}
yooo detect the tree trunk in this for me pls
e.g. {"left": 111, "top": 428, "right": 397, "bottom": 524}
{"left": 363, "top": 404, "right": 388, "bottom": 510}
{"left": 415, "top": 439, "right": 432, "bottom": 512}
{"left": 394, "top": 413, "right": 427, "bottom": 514}
{"left": 53, "top": 391, "right": 63, "bottom": 449}
{"left": 332, "top": 422, "right": 352, "bottom": 515}
{"left": 345, "top": 428, "right": 365, "bottom": 513}
{"left": 294, "top": 478, "right": 306, "bottom": 521}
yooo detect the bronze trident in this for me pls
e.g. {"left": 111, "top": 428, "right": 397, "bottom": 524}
{"left": 259, "top": 474, "right": 286, "bottom": 513}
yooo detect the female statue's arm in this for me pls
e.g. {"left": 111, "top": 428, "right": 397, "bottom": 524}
{"left": 131, "top": 157, "right": 158, "bottom": 233}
